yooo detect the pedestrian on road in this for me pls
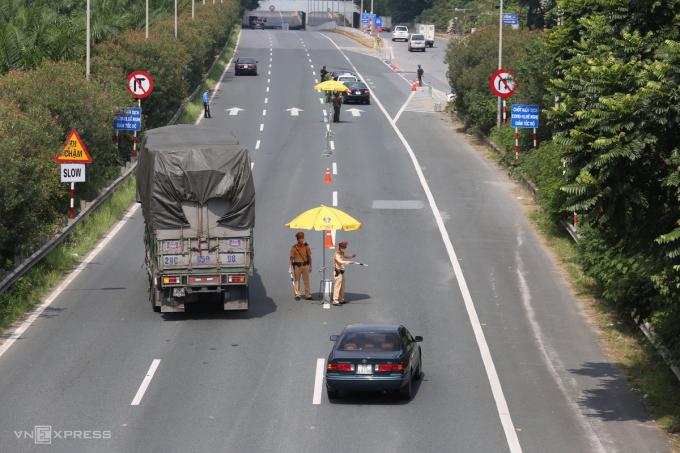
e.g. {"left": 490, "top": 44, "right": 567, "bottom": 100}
{"left": 333, "top": 241, "right": 355, "bottom": 305}
{"left": 332, "top": 91, "right": 342, "bottom": 123}
{"left": 289, "top": 232, "right": 313, "bottom": 300}
{"left": 202, "top": 90, "right": 211, "bottom": 118}
{"left": 417, "top": 65, "right": 424, "bottom": 87}
{"left": 324, "top": 71, "right": 333, "bottom": 103}
{"left": 320, "top": 66, "right": 328, "bottom": 81}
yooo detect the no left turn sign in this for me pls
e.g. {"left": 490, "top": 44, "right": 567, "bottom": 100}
{"left": 127, "top": 70, "right": 154, "bottom": 99}
{"left": 490, "top": 68, "right": 516, "bottom": 98}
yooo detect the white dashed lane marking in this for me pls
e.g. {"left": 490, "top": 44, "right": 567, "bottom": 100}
{"left": 260, "top": 123, "right": 264, "bottom": 132}
{"left": 255, "top": 140, "right": 261, "bottom": 150}
{"left": 332, "top": 162, "right": 337, "bottom": 175}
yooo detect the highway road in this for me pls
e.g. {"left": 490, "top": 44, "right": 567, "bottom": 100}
{"left": 0, "top": 29, "right": 670, "bottom": 452}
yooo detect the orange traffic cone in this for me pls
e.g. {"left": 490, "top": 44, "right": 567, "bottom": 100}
{"left": 324, "top": 167, "right": 332, "bottom": 184}
{"left": 411, "top": 81, "right": 418, "bottom": 92}
{"left": 391, "top": 64, "right": 398, "bottom": 72}
{"left": 325, "top": 230, "right": 334, "bottom": 249}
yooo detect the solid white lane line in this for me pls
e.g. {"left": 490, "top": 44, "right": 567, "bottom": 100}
{"left": 332, "top": 191, "right": 338, "bottom": 207}
{"left": 196, "top": 29, "right": 242, "bottom": 125}
{"left": 130, "top": 359, "right": 161, "bottom": 406}
{"left": 313, "top": 358, "right": 325, "bottom": 405}
{"left": 393, "top": 90, "right": 416, "bottom": 123}
{"left": 321, "top": 32, "right": 523, "bottom": 453}
{"left": 255, "top": 140, "right": 261, "bottom": 150}
{"left": 332, "top": 162, "right": 337, "bottom": 175}
{"left": 0, "top": 204, "right": 140, "bottom": 359}
{"left": 262, "top": 109, "right": 267, "bottom": 116}
{"left": 260, "top": 123, "right": 264, "bottom": 132}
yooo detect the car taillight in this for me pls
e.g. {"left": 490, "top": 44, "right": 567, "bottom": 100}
{"left": 375, "top": 363, "right": 404, "bottom": 372}
{"left": 228, "top": 274, "right": 246, "bottom": 283}
{"left": 363, "top": 89, "right": 370, "bottom": 95}
{"left": 327, "top": 362, "right": 355, "bottom": 372}
{"left": 162, "top": 276, "right": 180, "bottom": 285}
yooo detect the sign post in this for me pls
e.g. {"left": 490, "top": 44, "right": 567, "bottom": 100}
{"left": 510, "top": 104, "right": 540, "bottom": 160}
{"left": 54, "top": 130, "right": 93, "bottom": 219}
{"left": 126, "top": 71, "right": 153, "bottom": 158}
{"left": 490, "top": 68, "right": 516, "bottom": 124}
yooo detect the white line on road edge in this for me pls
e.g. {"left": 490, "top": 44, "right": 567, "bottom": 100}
{"left": 321, "top": 32, "right": 523, "bottom": 453}
{"left": 393, "top": 90, "right": 416, "bottom": 123}
{"left": 332, "top": 162, "right": 337, "bottom": 175}
{"left": 196, "top": 29, "right": 242, "bottom": 125}
{"left": 332, "top": 191, "right": 338, "bottom": 207}
{"left": 313, "top": 358, "right": 325, "bottom": 405}
{"left": 259, "top": 123, "right": 264, "bottom": 132}
{"left": 131, "top": 359, "right": 161, "bottom": 406}
{"left": 0, "top": 204, "right": 140, "bottom": 360}
{"left": 255, "top": 140, "right": 261, "bottom": 150}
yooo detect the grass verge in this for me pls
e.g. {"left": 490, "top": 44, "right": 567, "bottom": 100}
{"left": 177, "top": 25, "right": 241, "bottom": 124}
{"left": 0, "top": 177, "right": 137, "bottom": 332}
{"left": 463, "top": 117, "right": 680, "bottom": 450}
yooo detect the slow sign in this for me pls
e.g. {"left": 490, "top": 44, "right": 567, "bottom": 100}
{"left": 60, "top": 164, "right": 86, "bottom": 183}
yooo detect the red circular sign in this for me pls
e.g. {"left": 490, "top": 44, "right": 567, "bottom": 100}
{"left": 127, "top": 70, "right": 154, "bottom": 99}
{"left": 489, "top": 68, "right": 516, "bottom": 98}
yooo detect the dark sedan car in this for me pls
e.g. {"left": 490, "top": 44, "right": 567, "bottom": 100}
{"left": 342, "top": 81, "right": 371, "bottom": 104}
{"left": 235, "top": 57, "right": 258, "bottom": 75}
{"left": 325, "top": 324, "right": 423, "bottom": 400}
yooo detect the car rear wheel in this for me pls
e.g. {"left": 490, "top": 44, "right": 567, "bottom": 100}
{"left": 327, "top": 386, "right": 339, "bottom": 400}
{"left": 365, "top": 99, "right": 370, "bottom": 105}
{"left": 414, "top": 356, "right": 422, "bottom": 380}
{"left": 399, "top": 377, "right": 413, "bottom": 400}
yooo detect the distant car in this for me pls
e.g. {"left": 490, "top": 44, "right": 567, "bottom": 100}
{"left": 251, "top": 21, "right": 264, "bottom": 29}
{"left": 408, "top": 34, "right": 426, "bottom": 52}
{"left": 392, "top": 25, "right": 409, "bottom": 42}
{"left": 235, "top": 57, "right": 258, "bottom": 75}
{"left": 325, "top": 324, "right": 423, "bottom": 400}
{"left": 336, "top": 73, "right": 358, "bottom": 85}
{"left": 342, "top": 81, "right": 370, "bottom": 104}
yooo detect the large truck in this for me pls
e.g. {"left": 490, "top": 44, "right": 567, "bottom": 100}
{"left": 137, "top": 125, "right": 255, "bottom": 313}
{"left": 416, "top": 23, "right": 435, "bottom": 47}
{"left": 379, "top": 16, "right": 392, "bottom": 32}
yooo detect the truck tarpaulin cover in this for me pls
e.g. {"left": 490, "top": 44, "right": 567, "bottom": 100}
{"left": 137, "top": 125, "right": 255, "bottom": 230}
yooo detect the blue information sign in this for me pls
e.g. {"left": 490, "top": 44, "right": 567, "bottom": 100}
{"left": 375, "top": 17, "right": 383, "bottom": 28}
{"left": 511, "top": 104, "right": 539, "bottom": 128}
{"left": 502, "top": 13, "right": 519, "bottom": 25}
{"left": 113, "top": 107, "right": 142, "bottom": 131}
{"left": 361, "top": 12, "right": 375, "bottom": 23}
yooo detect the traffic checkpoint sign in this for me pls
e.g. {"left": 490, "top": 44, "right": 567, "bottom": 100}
{"left": 113, "top": 106, "right": 142, "bottom": 131}
{"left": 54, "top": 129, "right": 93, "bottom": 163}
{"left": 60, "top": 164, "right": 86, "bottom": 183}
{"left": 490, "top": 69, "right": 516, "bottom": 98}
{"left": 127, "top": 70, "right": 154, "bottom": 99}
{"left": 511, "top": 104, "right": 540, "bottom": 128}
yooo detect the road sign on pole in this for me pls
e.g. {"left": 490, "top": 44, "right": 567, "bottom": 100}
{"left": 113, "top": 106, "right": 142, "bottom": 131}
{"left": 489, "top": 68, "right": 516, "bottom": 98}
{"left": 510, "top": 104, "right": 539, "bottom": 128}
{"left": 54, "top": 130, "right": 93, "bottom": 163}
{"left": 127, "top": 71, "right": 154, "bottom": 99}
{"left": 502, "top": 13, "right": 518, "bottom": 25}
{"left": 60, "top": 164, "right": 86, "bottom": 183}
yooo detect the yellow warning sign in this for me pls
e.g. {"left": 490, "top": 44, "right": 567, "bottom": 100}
{"left": 54, "top": 129, "right": 93, "bottom": 163}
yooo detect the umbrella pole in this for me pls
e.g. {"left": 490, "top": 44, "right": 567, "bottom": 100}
{"left": 322, "top": 233, "right": 327, "bottom": 301}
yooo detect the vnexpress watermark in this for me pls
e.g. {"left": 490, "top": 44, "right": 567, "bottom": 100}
{"left": 14, "top": 425, "right": 112, "bottom": 445}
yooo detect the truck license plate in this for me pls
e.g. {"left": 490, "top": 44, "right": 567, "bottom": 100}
{"left": 357, "top": 364, "right": 372, "bottom": 375}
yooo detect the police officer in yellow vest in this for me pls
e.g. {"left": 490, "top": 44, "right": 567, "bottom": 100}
{"left": 289, "top": 232, "right": 313, "bottom": 300}
{"left": 332, "top": 241, "right": 355, "bottom": 305}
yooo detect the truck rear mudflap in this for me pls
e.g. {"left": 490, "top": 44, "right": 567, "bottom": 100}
{"left": 158, "top": 273, "right": 249, "bottom": 312}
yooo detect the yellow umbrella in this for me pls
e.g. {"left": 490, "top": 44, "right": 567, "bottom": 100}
{"left": 285, "top": 205, "right": 362, "bottom": 231}
{"left": 314, "top": 80, "right": 349, "bottom": 92}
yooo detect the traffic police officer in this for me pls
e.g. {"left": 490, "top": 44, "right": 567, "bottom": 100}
{"left": 332, "top": 241, "right": 355, "bottom": 305}
{"left": 289, "top": 232, "right": 313, "bottom": 300}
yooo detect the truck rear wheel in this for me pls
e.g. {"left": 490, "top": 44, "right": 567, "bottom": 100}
{"left": 149, "top": 277, "right": 161, "bottom": 312}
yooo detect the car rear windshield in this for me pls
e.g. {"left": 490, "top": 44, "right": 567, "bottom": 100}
{"left": 395, "top": 26, "right": 407, "bottom": 31}
{"left": 412, "top": 35, "right": 424, "bottom": 40}
{"left": 338, "top": 332, "right": 401, "bottom": 352}
{"left": 347, "top": 82, "right": 367, "bottom": 90}
{"left": 239, "top": 58, "right": 256, "bottom": 63}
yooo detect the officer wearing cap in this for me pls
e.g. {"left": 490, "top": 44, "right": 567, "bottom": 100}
{"left": 332, "top": 241, "right": 355, "bottom": 305}
{"left": 289, "top": 232, "right": 312, "bottom": 300}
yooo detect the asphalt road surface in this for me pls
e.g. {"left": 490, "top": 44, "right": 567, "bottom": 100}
{"left": 0, "top": 29, "right": 670, "bottom": 453}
